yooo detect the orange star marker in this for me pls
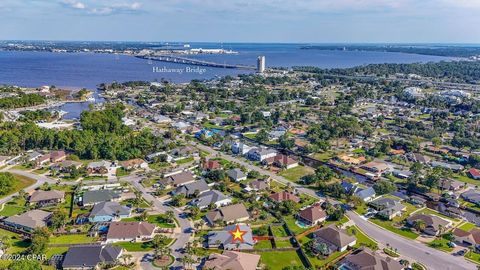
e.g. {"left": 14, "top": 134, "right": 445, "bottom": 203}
{"left": 229, "top": 224, "right": 247, "bottom": 243}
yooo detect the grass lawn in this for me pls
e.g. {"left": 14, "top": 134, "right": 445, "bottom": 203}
{"left": 0, "top": 196, "right": 27, "bottom": 216}
{"left": 257, "top": 250, "right": 305, "bottom": 270}
{"left": 284, "top": 216, "right": 308, "bottom": 235}
{"left": 122, "top": 214, "right": 176, "bottom": 228}
{"left": 33, "top": 167, "right": 49, "bottom": 174}
{"left": 370, "top": 218, "right": 418, "bottom": 240}
{"left": 346, "top": 226, "right": 377, "bottom": 249}
{"left": 49, "top": 234, "right": 97, "bottom": 244}
{"left": 354, "top": 204, "right": 369, "bottom": 215}
{"left": 45, "top": 247, "right": 69, "bottom": 259}
{"left": 369, "top": 202, "right": 419, "bottom": 240}
{"left": 116, "top": 168, "right": 130, "bottom": 177}
{"left": 453, "top": 173, "right": 479, "bottom": 186}
{"left": 313, "top": 152, "right": 334, "bottom": 162}
{"left": 176, "top": 157, "right": 194, "bottom": 165}
{"left": 271, "top": 225, "right": 288, "bottom": 237}
{"left": 2, "top": 173, "right": 36, "bottom": 199}
{"left": 459, "top": 222, "right": 477, "bottom": 232}
{"left": 275, "top": 239, "right": 293, "bottom": 248}
{"left": 279, "top": 166, "right": 314, "bottom": 183}
{"left": 254, "top": 240, "right": 272, "bottom": 249}
{"left": 0, "top": 228, "right": 29, "bottom": 254}
{"left": 113, "top": 241, "right": 155, "bottom": 251}
{"left": 417, "top": 208, "right": 459, "bottom": 222}
{"left": 427, "top": 237, "right": 453, "bottom": 252}
{"left": 308, "top": 250, "right": 348, "bottom": 267}
{"left": 466, "top": 251, "right": 480, "bottom": 264}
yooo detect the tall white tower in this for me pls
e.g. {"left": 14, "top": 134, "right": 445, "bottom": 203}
{"left": 257, "top": 56, "right": 266, "bottom": 73}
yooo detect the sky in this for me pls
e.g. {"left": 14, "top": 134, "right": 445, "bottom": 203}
{"left": 0, "top": 0, "right": 480, "bottom": 43}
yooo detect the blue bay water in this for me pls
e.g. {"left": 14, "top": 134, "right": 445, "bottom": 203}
{"left": 0, "top": 43, "right": 451, "bottom": 118}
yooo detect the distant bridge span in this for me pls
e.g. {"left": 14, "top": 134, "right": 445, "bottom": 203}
{"left": 137, "top": 55, "right": 257, "bottom": 70}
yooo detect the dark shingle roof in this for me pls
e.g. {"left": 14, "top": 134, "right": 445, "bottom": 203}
{"left": 62, "top": 245, "right": 122, "bottom": 268}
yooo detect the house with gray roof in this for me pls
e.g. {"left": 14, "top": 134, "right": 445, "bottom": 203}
{"left": 62, "top": 244, "right": 123, "bottom": 270}
{"left": 3, "top": 209, "right": 51, "bottom": 232}
{"left": 159, "top": 171, "right": 195, "bottom": 188}
{"left": 369, "top": 197, "right": 406, "bottom": 220}
{"left": 191, "top": 190, "right": 232, "bottom": 210}
{"left": 354, "top": 187, "right": 376, "bottom": 202}
{"left": 227, "top": 168, "right": 247, "bottom": 182}
{"left": 208, "top": 224, "right": 255, "bottom": 250}
{"left": 312, "top": 225, "right": 356, "bottom": 253}
{"left": 173, "top": 179, "right": 210, "bottom": 197}
{"left": 81, "top": 190, "right": 120, "bottom": 206}
{"left": 88, "top": 201, "right": 131, "bottom": 223}
{"left": 338, "top": 248, "right": 403, "bottom": 270}
{"left": 462, "top": 190, "right": 480, "bottom": 205}
{"left": 29, "top": 190, "right": 65, "bottom": 207}
{"left": 205, "top": 203, "right": 250, "bottom": 225}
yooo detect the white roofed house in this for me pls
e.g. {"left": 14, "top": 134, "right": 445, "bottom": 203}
{"left": 247, "top": 148, "right": 277, "bottom": 161}
{"left": 232, "top": 142, "right": 254, "bottom": 155}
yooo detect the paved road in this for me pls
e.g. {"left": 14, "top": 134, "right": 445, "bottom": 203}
{"left": 348, "top": 212, "right": 477, "bottom": 270}
{"left": 122, "top": 174, "right": 193, "bottom": 269}
{"left": 195, "top": 142, "right": 479, "bottom": 270}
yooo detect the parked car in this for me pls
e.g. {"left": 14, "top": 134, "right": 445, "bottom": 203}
{"left": 447, "top": 242, "right": 457, "bottom": 248}
{"left": 456, "top": 249, "right": 467, "bottom": 256}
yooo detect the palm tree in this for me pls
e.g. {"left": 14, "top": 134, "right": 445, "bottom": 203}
{"left": 165, "top": 210, "right": 175, "bottom": 224}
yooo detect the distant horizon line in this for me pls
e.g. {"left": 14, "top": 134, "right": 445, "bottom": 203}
{"left": 2, "top": 40, "right": 480, "bottom": 46}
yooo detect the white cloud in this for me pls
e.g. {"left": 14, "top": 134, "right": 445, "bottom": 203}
{"left": 62, "top": 0, "right": 86, "bottom": 10}
{"left": 60, "top": 0, "right": 142, "bottom": 15}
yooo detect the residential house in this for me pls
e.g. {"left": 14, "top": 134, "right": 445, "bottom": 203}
{"left": 438, "top": 179, "right": 463, "bottom": 191}
{"left": 160, "top": 171, "right": 196, "bottom": 188}
{"left": 312, "top": 225, "right": 356, "bottom": 253}
{"left": 88, "top": 201, "right": 131, "bottom": 223}
{"left": 227, "top": 168, "right": 247, "bottom": 182}
{"left": 119, "top": 158, "right": 148, "bottom": 170}
{"left": 51, "top": 160, "right": 83, "bottom": 172}
{"left": 26, "top": 151, "right": 42, "bottom": 163}
{"left": 247, "top": 148, "right": 277, "bottom": 161}
{"left": 263, "top": 154, "right": 299, "bottom": 169}
{"left": 29, "top": 190, "right": 65, "bottom": 207}
{"left": 469, "top": 168, "right": 480, "bottom": 180}
{"left": 203, "top": 251, "right": 260, "bottom": 270}
{"left": 231, "top": 142, "right": 254, "bottom": 155}
{"left": 338, "top": 248, "right": 403, "bottom": 270}
{"left": 3, "top": 210, "right": 51, "bottom": 232}
{"left": 205, "top": 203, "right": 250, "bottom": 225}
{"left": 406, "top": 214, "right": 452, "bottom": 236}
{"left": 208, "top": 224, "right": 255, "bottom": 250}
{"left": 105, "top": 221, "right": 156, "bottom": 243}
{"left": 36, "top": 154, "right": 51, "bottom": 167}
{"left": 354, "top": 187, "right": 376, "bottom": 202}
{"left": 462, "top": 190, "right": 480, "bottom": 205}
{"left": 297, "top": 204, "right": 327, "bottom": 226}
{"left": 81, "top": 190, "right": 120, "bottom": 206}
{"left": 369, "top": 197, "right": 406, "bottom": 220}
{"left": 173, "top": 179, "right": 210, "bottom": 197}
{"left": 269, "top": 191, "right": 300, "bottom": 203}
{"left": 431, "top": 161, "right": 464, "bottom": 172}
{"left": 360, "top": 161, "right": 390, "bottom": 179}
{"left": 62, "top": 245, "right": 123, "bottom": 270}
{"left": 244, "top": 180, "right": 269, "bottom": 192}
{"left": 407, "top": 153, "right": 431, "bottom": 164}
{"left": 203, "top": 160, "right": 221, "bottom": 171}
{"left": 50, "top": 150, "right": 67, "bottom": 163}
{"left": 87, "top": 160, "right": 112, "bottom": 175}
{"left": 452, "top": 228, "right": 480, "bottom": 249}
{"left": 192, "top": 190, "right": 232, "bottom": 209}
